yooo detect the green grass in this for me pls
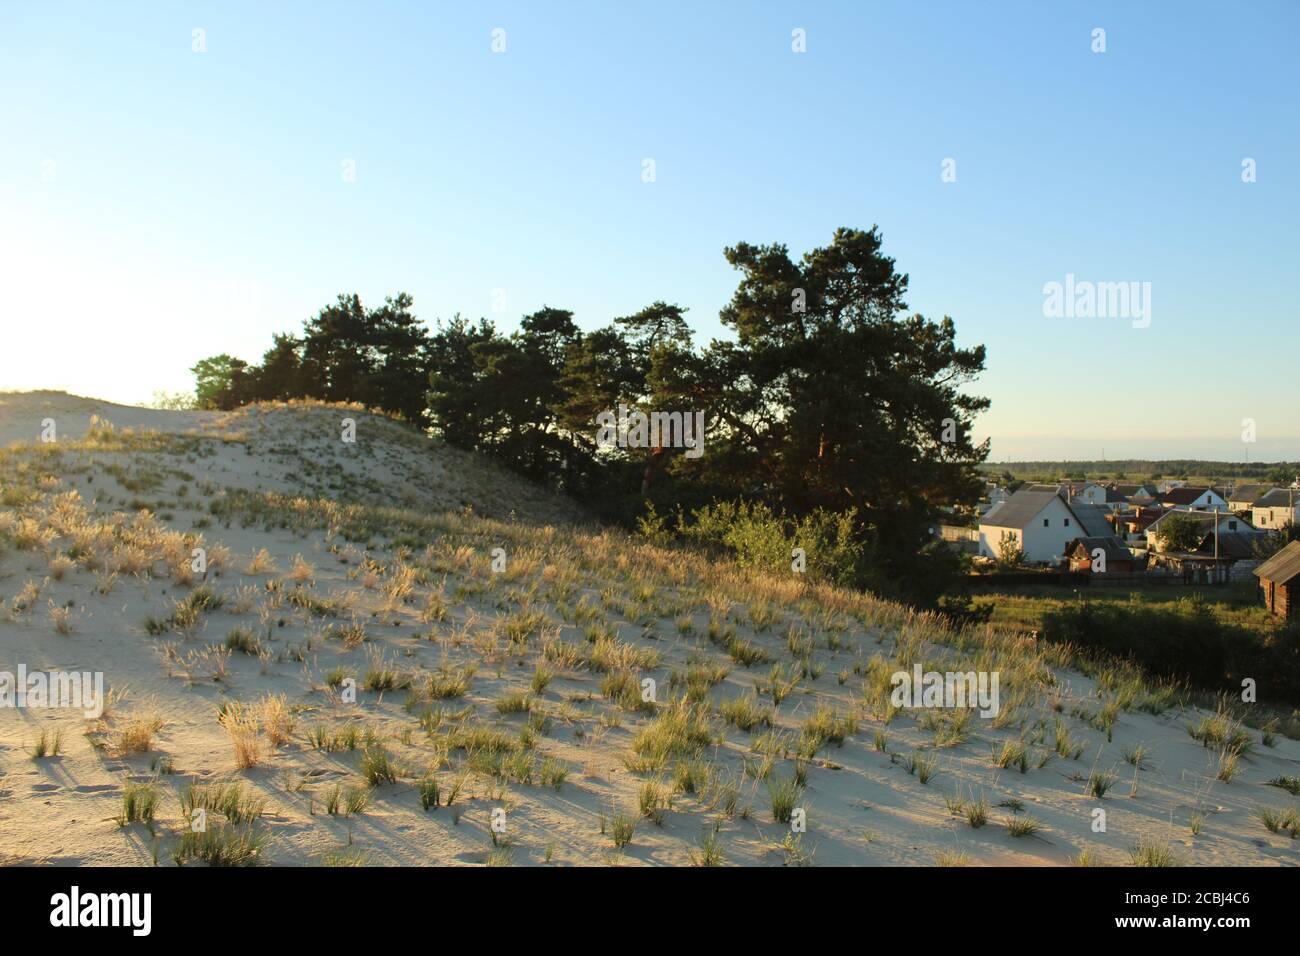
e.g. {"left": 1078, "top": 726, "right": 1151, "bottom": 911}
{"left": 1004, "top": 815, "right": 1043, "bottom": 838}
{"left": 767, "top": 776, "right": 802, "bottom": 823}
{"left": 609, "top": 812, "right": 636, "bottom": 849}
{"left": 720, "top": 695, "right": 773, "bottom": 732}
{"left": 1087, "top": 770, "right": 1118, "bottom": 799}
{"left": 118, "top": 780, "right": 159, "bottom": 827}
{"left": 181, "top": 781, "right": 266, "bottom": 824}
{"left": 539, "top": 757, "right": 569, "bottom": 790}
{"left": 1130, "top": 835, "right": 1180, "bottom": 866}
{"left": 32, "top": 727, "right": 63, "bottom": 758}
{"left": 971, "top": 581, "right": 1270, "bottom": 633}
{"left": 224, "top": 627, "right": 260, "bottom": 655}
{"left": 172, "top": 823, "right": 267, "bottom": 866}
{"left": 495, "top": 691, "right": 532, "bottom": 714}
{"left": 360, "top": 745, "right": 397, "bottom": 785}
{"left": 1265, "top": 775, "right": 1300, "bottom": 796}
{"left": 689, "top": 826, "right": 725, "bottom": 866}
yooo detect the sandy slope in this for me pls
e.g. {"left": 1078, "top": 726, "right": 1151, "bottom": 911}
{"left": 0, "top": 392, "right": 1296, "bottom": 867}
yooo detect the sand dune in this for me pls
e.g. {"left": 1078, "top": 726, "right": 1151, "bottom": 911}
{"left": 0, "top": 392, "right": 1296, "bottom": 866}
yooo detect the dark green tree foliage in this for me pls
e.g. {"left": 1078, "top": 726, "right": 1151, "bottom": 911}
{"left": 297, "top": 293, "right": 373, "bottom": 405}
{"left": 194, "top": 293, "right": 430, "bottom": 422}
{"left": 670, "top": 227, "right": 989, "bottom": 606}
{"left": 191, "top": 354, "right": 256, "bottom": 409}
{"left": 1157, "top": 513, "right": 1205, "bottom": 553}
{"left": 700, "top": 228, "right": 988, "bottom": 514}
{"left": 189, "top": 227, "right": 991, "bottom": 609}
{"left": 252, "top": 334, "right": 304, "bottom": 401}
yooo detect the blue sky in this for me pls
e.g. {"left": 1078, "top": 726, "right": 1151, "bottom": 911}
{"left": 2, "top": 1, "right": 1297, "bottom": 460}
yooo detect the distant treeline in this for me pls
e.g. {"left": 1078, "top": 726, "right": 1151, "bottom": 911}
{"left": 191, "top": 227, "right": 991, "bottom": 609}
{"left": 981, "top": 461, "right": 1299, "bottom": 485}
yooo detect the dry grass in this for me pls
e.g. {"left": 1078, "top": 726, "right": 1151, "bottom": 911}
{"left": 260, "top": 693, "right": 295, "bottom": 746}
{"left": 286, "top": 553, "right": 315, "bottom": 583}
{"left": 246, "top": 548, "right": 277, "bottom": 575}
{"left": 47, "top": 600, "right": 76, "bottom": 635}
{"left": 47, "top": 554, "right": 75, "bottom": 580}
{"left": 112, "top": 710, "right": 166, "bottom": 756}
{"left": 218, "top": 702, "right": 262, "bottom": 768}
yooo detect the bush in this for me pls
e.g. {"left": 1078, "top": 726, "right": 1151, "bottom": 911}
{"left": 1040, "top": 600, "right": 1300, "bottom": 704}
{"left": 1156, "top": 513, "right": 1205, "bottom": 552}
{"left": 642, "top": 497, "right": 971, "bottom": 611}
{"left": 675, "top": 499, "right": 864, "bottom": 588}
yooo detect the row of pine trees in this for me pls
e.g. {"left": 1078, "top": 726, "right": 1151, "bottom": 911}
{"left": 191, "top": 227, "right": 991, "bottom": 609}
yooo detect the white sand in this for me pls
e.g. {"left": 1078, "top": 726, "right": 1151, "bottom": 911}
{"left": 0, "top": 392, "right": 1296, "bottom": 866}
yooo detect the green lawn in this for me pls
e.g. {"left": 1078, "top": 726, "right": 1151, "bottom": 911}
{"left": 971, "top": 580, "right": 1278, "bottom": 634}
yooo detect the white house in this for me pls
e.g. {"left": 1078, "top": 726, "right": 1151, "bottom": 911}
{"left": 1111, "top": 483, "right": 1158, "bottom": 504}
{"left": 1075, "top": 483, "right": 1110, "bottom": 507}
{"left": 1252, "top": 488, "right": 1300, "bottom": 530}
{"left": 1075, "top": 483, "right": 1131, "bottom": 511}
{"left": 1228, "top": 483, "right": 1274, "bottom": 513}
{"left": 1159, "top": 486, "right": 1228, "bottom": 512}
{"left": 979, "top": 488, "right": 1095, "bottom": 564}
{"left": 977, "top": 482, "right": 1011, "bottom": 516}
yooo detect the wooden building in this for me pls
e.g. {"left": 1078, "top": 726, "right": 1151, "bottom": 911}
{"left": 1065, "top": 535, "right": 1136, "bottom": 573}
{"left": 1253, "top": 540, "right": 1300, "bottom": 619}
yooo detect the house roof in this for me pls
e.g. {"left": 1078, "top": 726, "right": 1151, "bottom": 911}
{"left": 1160, "top": 486, "right": 1214, "bottom": 506}
{"left": 1070, "top": 501, "right": 1113, "bottom": 537}
{"left": 1253, "top": 488, "right": 1296, "bottom": 509}
{"left": 1118, "top": 506, "right": 1168, "bottom": 530}
{"left": 1254, "top": 540, "right": 1300, "bottom": 585}
{"left": 1193, "top": 531, "right": 1264, "bottom": 560}
{"left": 1067, "top": 535, "right": 1133, "bottom": 562}
{"left": 980, "top": 489, "right": 1066, "bottom": 529}
{"left": 1146, "top": 511, "right": 1230, "bottom": 534}
{"left": 1026, "top": 483, "right": 1067, "bottom": 496}
{"left": 980, "top": 488, "right": 1109, "bottom": 536}
{"left": 1112, "top": 483, "right": 1155, "bottom": 497}
{"left": 1229, "top": 483, "right": 1275, "bottom": 505}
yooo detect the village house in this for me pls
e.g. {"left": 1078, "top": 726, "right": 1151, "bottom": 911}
{"left": 1109, "top": 505, "right": 1167, "bottom": 544}
{"left": 1254, "top": 540, "right": 1300, "bottom": 619}
{"left": 977, "top": 481, "right": 1010, "bottom": 516}
{"left": 1075, "top": 483, "right": 1130, "bottom": 510}
{"left": 1228, "top": 483, "right": 1274, "bottom": 514}
{"left": 1065, "top": 535, "right": 1137, "bottom": 573}
{"left": 1158, "top": 485, "right": 1229, "bottom": 512}
{"left": 978, "top": 488, "right": 1110, "bottom": 565}
{"left": 1144, "top": 510, "right": 1247, "bottom": 553}
{"left": 1112, "top": 482, "right": 1158, "bottom": 503}
{"left": 1251, "top": 488, "right": 1299, "bottom": 530}
{"left": 1153, "top": 530, "right": 1265, "bottom": 583}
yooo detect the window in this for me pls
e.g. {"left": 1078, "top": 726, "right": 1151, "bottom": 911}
{"left": 1043, "top": 518, "right": 1049, "bottom": 527}
{"left": 1229, "top": 520, "right": 1238, "bottom": 530}
{"left": 1064, "top": 518, "right": 1070, "bottom": 526}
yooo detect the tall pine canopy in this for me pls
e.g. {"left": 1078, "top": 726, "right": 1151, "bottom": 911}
{"left": 189, "top": 227, "right": 989, "bottom": 607}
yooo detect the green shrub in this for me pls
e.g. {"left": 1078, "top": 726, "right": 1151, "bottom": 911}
{"left": 677, "top": 499, "right": 864, "bottom": 588}
{"left": 1040, "top": 602, "right": 1300, "bottom": 704}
